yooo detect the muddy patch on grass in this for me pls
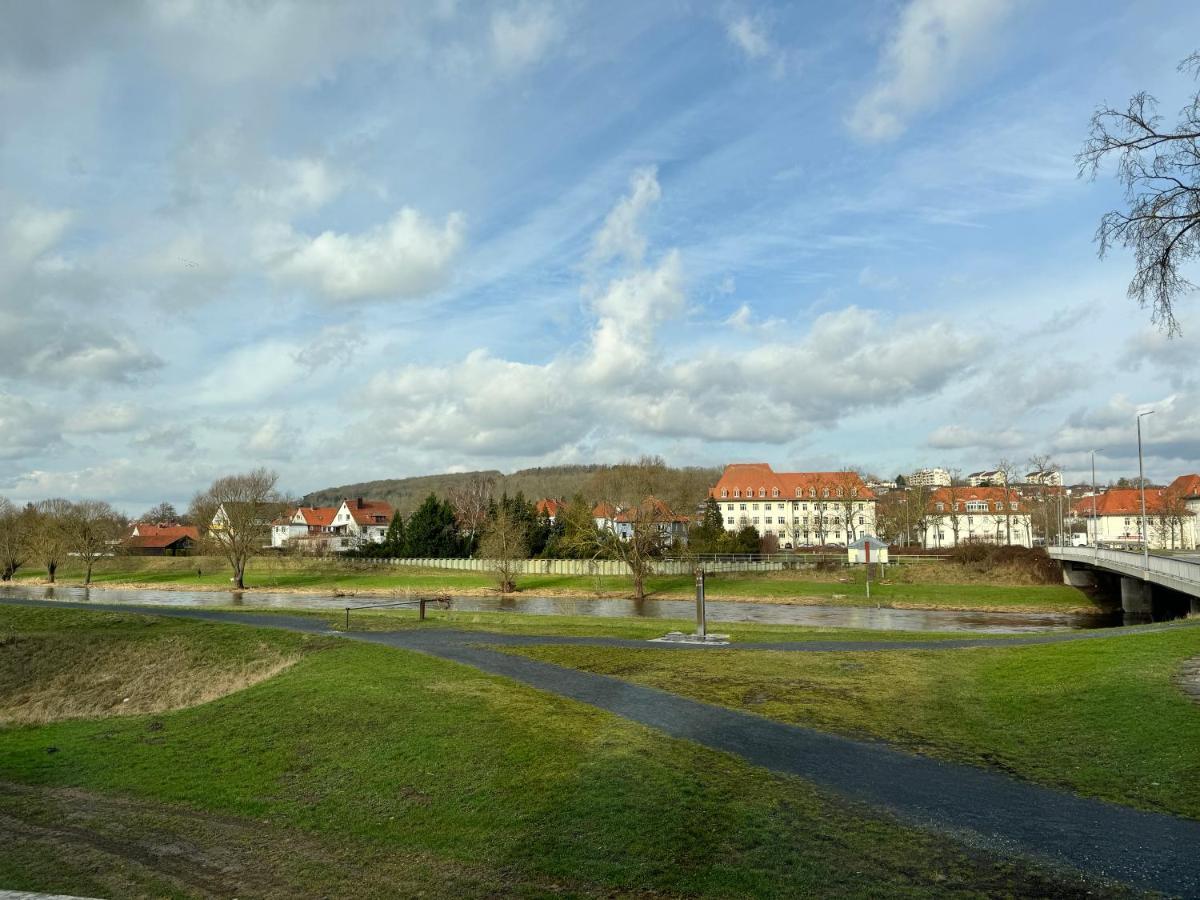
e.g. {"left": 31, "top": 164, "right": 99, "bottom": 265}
{"left": 1176, "top": 656, "right": 1200, "bottom": 706}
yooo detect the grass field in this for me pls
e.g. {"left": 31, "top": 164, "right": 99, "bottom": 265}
{"left": 15, "top": 554, "right": 1100, "bottom": 613}
{"left": 0, "top": 605, "right": 1123, "bottom": 898}
{"left": 509, "top": 623, "right": 1200, "bottom": 820}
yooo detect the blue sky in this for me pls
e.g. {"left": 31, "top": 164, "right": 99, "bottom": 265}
{"left": 3, "top": 0, "right": 1200, "bottom": 512}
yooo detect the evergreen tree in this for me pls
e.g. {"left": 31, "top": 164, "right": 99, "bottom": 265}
{"left": 404, "top": 494, "right": 463, "bottom": 557}
{"left": 383, "top": 511, "right": 406, "bottom": 556}
{"left": 687, "top": 496, "right": 725, "bottom": 554}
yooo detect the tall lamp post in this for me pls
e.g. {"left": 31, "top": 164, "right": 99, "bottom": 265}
{"left": 1137, "top": 409, "right": 1155, "bottom": 573}
{"left": 1091, "top": 450, "right": 1100, "bottom": 558}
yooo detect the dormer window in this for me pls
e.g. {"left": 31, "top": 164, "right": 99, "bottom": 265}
{"left": 772, "top": 488, "right": 779, "bottom": 498}
{"left": 836, "top": 487, "right": 844, "bottom": 498}
{"left": 721, "top": 489, "right": 728, "bottom": 498}
{"left": 733, "top": 489, "right": 740, "bottom": 498}
{"left": 758, "top": 488, "right": 766, "bottom": 497}
{"left": 822, "top": 488, "right": 829, "bottom": 498}
{"left": 850, "top": 488, "right": 858, "bottom": 498}
{"left": 809, "top": 487, "right": 816, "bottom": 498}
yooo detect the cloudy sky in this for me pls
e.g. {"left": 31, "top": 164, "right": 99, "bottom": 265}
{"left": 4, "top": 0, "right": 1200, "bottom": 512}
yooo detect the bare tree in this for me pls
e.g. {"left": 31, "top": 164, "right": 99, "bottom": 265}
{"left": 139, "top": 501, "right": 180, "bottom": 524}
{"left": 1079, "top": 51, "right": 1200, "bottom": 335}
{"left": 1027, "top": 454, "right": 1060, "bottom": 544}
{"left": 64, "top": 500, "right": 125, "bottom": 585}
{"left": 478, "top": 504, "right": 528, "bottom": 593}
{"left": 905, "top": 483, "right": 934, "bottom": 548}
{"left": 832, "top": 470, "right": 868, "bottom": 544}
{"left": 995, "top": 459, "right": 1019, "bottom": 545}
{"left": 30, "top": 498, "right": 73, "bottom": 582}
{"left": 942, "top": 470, "right": 964, "bottom": 547}
{"left": 448, "top": 475, "right": 495, "bottom": 542}
{"left": 0, "top": 498, "right": 33, "bottom": 581}
{"left": 190, "top": 469, "right": 285, "bottom": 589}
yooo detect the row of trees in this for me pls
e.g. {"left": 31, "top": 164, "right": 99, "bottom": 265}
{"left": 0, "top": 497, "right": 126, "bottom": 585}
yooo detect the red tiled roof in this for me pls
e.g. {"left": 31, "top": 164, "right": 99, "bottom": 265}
{"left": 297, "top": 507, "right": 336, "bottom": 527}
{"left": 535, "top": 498, "right": 565, "bottom": 517}
{"left": 930, "top": 486, "right": 1027, "bottom": 513}
{"left": 342, "top": 499, "right": 394, "bottom": 525}
{"left": 1072, "top": 488, "right": 1172, "bottom": 517}
{"left": 1168, "top": 474, "right": 1200, "bottom": 498}
{"left": 130, "top": 523, "right": 200, "bottom": 542}
{"left": 710, "top": 463, "right": 876, "bottom": 502}
{"left": 592, "top": 502, "right": 618, "bottom": 519}
{"left": 614, "top": 497, "right": 688, "bottom": 524}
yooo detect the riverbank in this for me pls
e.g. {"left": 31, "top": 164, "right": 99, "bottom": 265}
{"left": 13, "top": 556, "right": 1101, "bottom": 615}
{"left": 0, "top": 605, "right": 1114, "bottom": 898}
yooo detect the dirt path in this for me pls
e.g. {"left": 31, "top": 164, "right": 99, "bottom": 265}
{"left": 1178, "top": 656, "right": 1200, "bottom": 705}
{"left": 4, "top": 597, "right": 1200, "bottom": 895}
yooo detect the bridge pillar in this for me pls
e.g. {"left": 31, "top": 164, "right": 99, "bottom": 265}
{"left": 1061, "top": 562, "right": 1096, "bottom": 589}
{"left": 1120, "top": 577, "right": 1153, "bottom": 619}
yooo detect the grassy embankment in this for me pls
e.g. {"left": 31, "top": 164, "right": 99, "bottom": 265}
{"left": 15, "top": 553, "right": 1100, "bottom": 613}
{"left": 0, "top": 606, "right": 1116, "bottom": 898}
{"left": 509, "top": 623, "right": 1200, "bottom": 820}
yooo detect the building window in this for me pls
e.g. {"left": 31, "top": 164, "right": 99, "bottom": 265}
{"left": 726, "top": 517, "right": 734, "bottom": 525}
{"left": 858, "top": 516, "right": 864, "bottom": 525}
{"left": 759, "top": 488, "right": 766, "bottom": 497}
{"left": 752, "top": 503, "right": 759, "bottom": 510}
{"left": 740, "top": 503, "right": 747, "bottom": 510}
{"left": 795, "top": 488, "right": 802, "bottom": 497}
{"left": 935, "top": 503, "right": 944, "bottom": 512}
{"left": 753, "top": 517, "right": 760, "bottom": 524}
{"left": 733, "top": 489, "right": 740, "bottom": 498}
{"left": 809, "top": 488, "right": 816, "bottom": 498}
{"left": 772, "top": 488, "right": 779, "bottom": 497}
{"left": 777, "top": 503, "right": 785, "bottom": 510}
{"left": 721, "top": 489, "right": 728, "bottom": 498}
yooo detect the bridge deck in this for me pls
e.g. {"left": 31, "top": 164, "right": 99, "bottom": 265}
{"left": 1048, "top": 547, "right": 1200, "bottom": 597}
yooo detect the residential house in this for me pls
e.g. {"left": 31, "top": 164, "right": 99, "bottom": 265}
{"left": 271, "top": 506, "right": 337, "bottom": 549}
{"left": 535, "top": 498, "right": 565, "bottom": 524}
{"left": 331, "top": 498, "right": 394, "bottom": 549}
{"left": 967, "top": 470, "right": 1005, "bottom": 487}
{"left": 1024, "top": 469, "right": 1063, "bottom": 487}
{"left": 922, "top": 487, "right": 1033, "bottom": 548}
{"left": 592, "top": 501, "right": 619, "bottom": 532}
{"left": 126, "top": 523, "right": 199, "bottom": 556}
{"left": 612, "top": 497, "right": 689, "bottom": 545}
{"left": 1071, "top": 486, "right": 1196, "bottom": 550}
{"left": 708, "top": 463, "right": 877, "bottom": 548}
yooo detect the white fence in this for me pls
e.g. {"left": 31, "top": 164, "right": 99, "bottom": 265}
{"left": 352, "top": 557, "right": 789, "bottom": 576}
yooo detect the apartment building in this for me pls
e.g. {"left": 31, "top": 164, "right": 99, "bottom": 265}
{"left": 908, "top": 467, "right": 952, "bottom": 488}
{"left": 921, "top": 487, "right": 1033, "bottom": 548}
{"left": 709, "top": 463, "right": 877, "bottom": 548}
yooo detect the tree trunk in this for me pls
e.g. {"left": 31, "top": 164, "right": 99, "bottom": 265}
{"left": 631, "top": 568, "right": 645, "bottom": 601}
{"left": 85, "top": 560, "right": 93, "bottom": 585}
{"left": 235, "top": 562, "right": 245, "bottom": 590}
{"left": 47, "top": 562, "right": 57, "bottom": 584}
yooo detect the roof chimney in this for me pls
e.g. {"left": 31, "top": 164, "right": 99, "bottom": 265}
{"left": 357, "top": 497, "right": 364, "bottom": 509}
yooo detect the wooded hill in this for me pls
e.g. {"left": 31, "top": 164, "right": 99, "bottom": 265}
{"left": 303, "top": 463, "right": 722, "bottom": 518}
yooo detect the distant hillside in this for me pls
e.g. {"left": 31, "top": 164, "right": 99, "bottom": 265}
{"left": 303, "top": 464, "right": 722, "bottom": 518}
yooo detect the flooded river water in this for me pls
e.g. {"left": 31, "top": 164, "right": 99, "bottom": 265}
{"left": 0, "top": 583, "right": 1121, "bottom": 634}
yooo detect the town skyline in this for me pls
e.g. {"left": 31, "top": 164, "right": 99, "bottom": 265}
{"left": 4, "top": 1, "right": 1200, "bottom": 513}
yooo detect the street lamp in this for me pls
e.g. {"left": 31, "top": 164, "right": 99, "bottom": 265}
{"left": 1137, "top": 409, "right": 1155, "bottom": 573}
{"left": 1091, "top": 450, "right": 1101, "bottom": 558}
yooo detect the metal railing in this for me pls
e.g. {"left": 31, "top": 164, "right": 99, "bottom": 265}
{"left": 1049, "top": 546, "right": 1200, "bottom": 587}
{"left": 342, "top": 595, "right": 451, "bottom": 630}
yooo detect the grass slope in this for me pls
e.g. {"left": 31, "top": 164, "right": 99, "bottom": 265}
{"left": 0, "top": 606, "right": 1121, "bottom": 898}
{"left": 510, "top": 623, "right": 1200, "bottom": 819}
{"left": 18, "top": 555, "right": 1098, "bottom": 613}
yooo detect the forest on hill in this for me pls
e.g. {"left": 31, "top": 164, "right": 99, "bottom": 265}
{"left": 300, "top": 460, "right": 720, "bottom": 518}
{"left": 303, "top": 462, "right": 723, "bottom": 517}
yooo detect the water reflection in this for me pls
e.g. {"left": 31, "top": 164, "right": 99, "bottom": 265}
{"left": 0, "top": 583, "right": 1122, "bottom": 634}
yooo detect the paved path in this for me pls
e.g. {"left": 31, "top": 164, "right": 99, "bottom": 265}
{"left": 4, "top": 597, "right": 1200, "bottom": 896}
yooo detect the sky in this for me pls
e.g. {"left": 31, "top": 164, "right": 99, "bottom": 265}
{"left": 3, "top": 0, "right": 1200, "bottom": 513}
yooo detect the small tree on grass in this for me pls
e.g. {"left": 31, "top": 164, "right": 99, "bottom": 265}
{"left": 190, "top": 469, "right": 284, "bottom": 589}
{"left": 382, "top": 511, "right": 406, "bottom": 557}
{"left": 688, "top": 497, "right": 725, "bottom": 554}
{"left": 479, "top": 505, "right": 527, "bottom": 593}
{"left": 64, "top": 500, "right": 125, "bottom": 586}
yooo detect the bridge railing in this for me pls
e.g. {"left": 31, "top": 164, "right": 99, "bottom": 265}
{"left": 1049, "top": 546, "right": 1200, "bottom": 587}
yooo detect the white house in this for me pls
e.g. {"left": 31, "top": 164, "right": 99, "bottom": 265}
{"left": 1025, "top": 470, "right": 1063, "bottom": 487}
{"left": 535, "top": 498, "right": 565, "bottom": 524}
{"left": 1071, "top": 486, "right": 1196, "bottom": 550}
{"left": 921, "top": 487, "right": 1033, "bottom": 548}
{"left": 592, "top": 502, "right": 619, "bottom": 533}
{"left": 271, "top": 506, "right": 337, "bottom": 549}
{"left": 709, "top": 463, "right": 877, "bottom": 548}
{"left": 331, "top": 498, "right": 394, "bottom": 548}
{"left": 968, "top": 470, "right": 1006, "bottom": 488}
{"left": 612, "top": 497, "right": 689, "bottom": 544}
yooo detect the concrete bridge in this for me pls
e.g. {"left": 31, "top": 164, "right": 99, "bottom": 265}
{"left": 1049, "top": 546, "right": 1200, "bottom": 619}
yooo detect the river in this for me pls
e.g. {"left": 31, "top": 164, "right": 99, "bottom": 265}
{"left": 0, "top": 583, "right": 1122, "bottom": 634}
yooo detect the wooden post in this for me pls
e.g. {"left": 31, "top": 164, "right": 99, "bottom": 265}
{"left": 345, "top": 607, "right": 350, "bottom": 631}
{"left": 420, "top": 598, "right": 427, "bottom": 621}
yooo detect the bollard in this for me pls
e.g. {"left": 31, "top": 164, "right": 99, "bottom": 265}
{"left": 345, "top": 607, "right": 350, "bottom": 631}
{"left": 695, "top": 569, "right": 706, "bottom": 638}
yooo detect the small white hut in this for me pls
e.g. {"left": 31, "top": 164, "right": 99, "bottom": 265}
{"left": 847, "top": 535, "right": 889, "bottom": 565}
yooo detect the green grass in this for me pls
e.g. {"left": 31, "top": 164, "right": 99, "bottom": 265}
{"left": 0, "top": 606, "right": 1123, "bottom": 898}
{"left": 508, "top": 623, "right": 1200, "bottom": 820}
{"left": 16, "top": 554, "right": 1100, "bottom": 613}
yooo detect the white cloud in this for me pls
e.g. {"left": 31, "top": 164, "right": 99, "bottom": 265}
{"left": 195, "top": 340, "right": 305, "bottom": 406}
{"left": 726, "top": 15, "right": 771, "bottom": 60}
{"left": 491, "top": 2, "right": 561, "bottom": 71}
{"left": 0, "top": 206, "right": 74, "bottom": 288}
{"left": 267, "top": 208, "right": 465, "bottom": 303}
{"left": 927, "top": 423, "right": 1025, "bottom": 451}
{"left": 0, "top": 393, "right": 61, "bottom": 460}
{"left": 63, "top": 404, "right": 142, "bottom": 435}
{"left": 242, "top": 413, "right": 298, "bottom": 459}
{"left": 847, "top": 0, "right": 1020, "bottom": 141}
{"left": 589, "top": 167, "right": 662, "bottom": 267}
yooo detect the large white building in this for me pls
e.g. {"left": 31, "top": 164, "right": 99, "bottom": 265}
{"left": 908, "top": 467, "right": 952, "bottom": 488}
{"left": 1025, "top": 470, "right": 1063, "bottom": 486}
{"left": 1070, "top": 482, "right": 1197, "bottom": 549}
{"left": 921, "top": 487, "right": 1033, "bottom": 548}
{"left": 709, "top": 463, "right": 877, "bottom": 548}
